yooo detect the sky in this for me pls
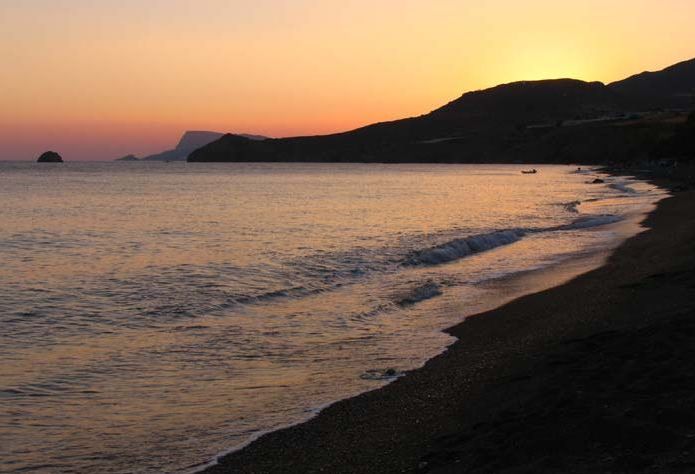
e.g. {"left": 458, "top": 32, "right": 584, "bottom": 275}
{"left": 1, "top": 0, "right": 694, "bottom": 161}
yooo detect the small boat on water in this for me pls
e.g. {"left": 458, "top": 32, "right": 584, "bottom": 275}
{"left": 521, "top": 169, "right": 538, "bottom": 174}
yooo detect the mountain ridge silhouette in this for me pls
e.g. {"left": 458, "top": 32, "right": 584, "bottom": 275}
{"left": 189, "top": 58, "right": 695, "bottom": 164}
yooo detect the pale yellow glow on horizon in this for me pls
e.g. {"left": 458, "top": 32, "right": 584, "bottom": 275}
{"left": 1, "top": 0, "right": 694, "bottom": 160}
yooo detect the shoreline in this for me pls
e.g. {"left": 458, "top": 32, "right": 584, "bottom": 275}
{"left": 203, "top": 171, "right": 695, "bottom": 473}
{"left": 191, "top": 222, "right": 627, "bottom": 474}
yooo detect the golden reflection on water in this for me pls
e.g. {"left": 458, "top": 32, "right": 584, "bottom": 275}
{"left": 0, "top": 163, "right": 664, "bottom": 473}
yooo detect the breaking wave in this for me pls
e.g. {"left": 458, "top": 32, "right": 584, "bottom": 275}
{"left": 405, "top": 214, "right": 623, "bottom": 267}
{"left": 405, "top": 230, "right": 525, "bottom": 266}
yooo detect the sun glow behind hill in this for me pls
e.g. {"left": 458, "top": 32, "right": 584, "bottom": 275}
{"left": 1, "top": 0, "right": 694, "bottom": 160}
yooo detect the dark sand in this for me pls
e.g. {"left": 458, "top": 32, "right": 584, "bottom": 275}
{"left": 205, "top": 176, "right": 695, "bottom": 474}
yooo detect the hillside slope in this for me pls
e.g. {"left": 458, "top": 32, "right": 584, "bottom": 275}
{"left": 189, "top": 58, "right": 695, "bottom": 164}
{"left": 609, "top": 58, "right": 695, "bottom": 109}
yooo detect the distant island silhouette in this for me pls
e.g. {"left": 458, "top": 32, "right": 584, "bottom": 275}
{"left": 189, "top": 58, "right": 695, "bottom": 164}
{"left": 37, "top": 151, "right": 63, "bottom": 163}
{"left": 124, "top": 131, "right": 267, "bottom": 162}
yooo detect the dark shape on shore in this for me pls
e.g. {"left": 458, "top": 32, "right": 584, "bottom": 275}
{"left": 592, "top": 178, "right": 605, "bottom": 184}
{"left": 521, "top": 169, "right": 537, "bottom": 174}
{"left": 142, "top": 131, "right": 267, "bottom": 161}
{"left": 37, "top": 151, "right": 63, "bottom": 163}
{"left": 115, "top": 154, "right": 139, "bottom": 161}
{"left": 190, "top": 57, "right": 695, "bottom": 165}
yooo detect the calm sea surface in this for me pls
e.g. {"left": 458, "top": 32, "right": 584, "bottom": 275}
{"left": 0, "top": 162, "right": 663, "bottom": 473}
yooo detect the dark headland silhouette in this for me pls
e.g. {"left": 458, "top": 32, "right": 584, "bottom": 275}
{"left": 128, "top": 131, "right": 267, "bottom": 162}
{"left": 189, "top": 58, "right": 695, "bottom": 164}
{"left": 37, "top": 151, "right": 63, "bottom": 163}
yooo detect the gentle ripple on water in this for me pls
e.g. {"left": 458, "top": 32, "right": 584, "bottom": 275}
{"left": 0, "top": 162, "right": 665, "bottom": 473}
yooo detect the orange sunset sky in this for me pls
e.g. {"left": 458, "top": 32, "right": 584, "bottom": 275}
{"left": 1, "top": 0, "right": 694, "bottom": 161}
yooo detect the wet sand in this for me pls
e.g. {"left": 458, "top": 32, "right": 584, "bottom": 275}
{"left": 205, "top": 175, "right": 695, "bottom": 473}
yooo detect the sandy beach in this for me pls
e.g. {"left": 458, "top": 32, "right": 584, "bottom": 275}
{"left": 204, "top": 171, "right": 695, "bottom": 474}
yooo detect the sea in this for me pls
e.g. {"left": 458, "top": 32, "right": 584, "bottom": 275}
{"left": 0, "top": 162, "right": 665, "bottom": 473}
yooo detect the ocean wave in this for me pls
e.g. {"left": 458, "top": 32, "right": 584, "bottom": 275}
{"left": 404, "top": 230, "right": 526, "bottom": 266}
{"left": 405, "top": 214, "right": 623, "bottom": 267}
{"left": 13, "top": 212, "right": 625, "bottom": 335}
{"left": 153, "top": 210, "right": 618, "bottom": 312}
